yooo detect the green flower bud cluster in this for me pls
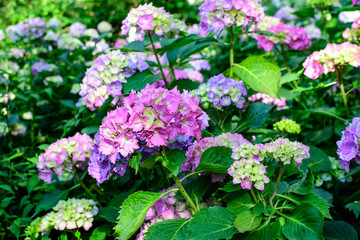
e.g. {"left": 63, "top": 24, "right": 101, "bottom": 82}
{"left": 273, "top": 119, "right": 301, "bottom": 134}
{"left": 307, "top": 0, "right": 339, "bottom": 7}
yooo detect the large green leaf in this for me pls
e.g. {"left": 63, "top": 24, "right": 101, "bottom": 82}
{"left": 177, "top": 175, "right": 210, "bottom": 206}
{"left": 195, "top": 146, "right": 234, "bottom": 174}
{"left": 34, "top": 190, "right": 68, "bottom": 215}
{"left": 89, "top": 226, "right": 112, "bottom": 240}
{"left": 282, "top": 204, "right": 324, "bottom": 240}
{"left": 288, "top": 170, "right": 314, "bottom": 195}
{"left": 122, "top": 70, "right": 161, "bottom": 94}
{"left": 187, "top": 207, "right": 237, "bottom": 240}
{"left": 144, "top": 219, "right": 189, "bottom": 240}
{"left": 163, "top": 148, "right": 187, "bottom": 176}
{"left": 234, "top": 210, "right": 262, "bottom": 233}
{"left": 233, "top": 56, "right": 281, "bottom": 98}
{"left": 120, "top": 41, "right": 145, "bottom": 52}
{"left": 323, "top": 221, "right": 358, "bottom": 240}
{"left": 99, "top": 207, "right": 119, "bottom": 223}
{"left": 245, "top": 102, "right": 274, "bottom": 129}
{"left": 345, "top": 201, "right": 360, "bottom": 218}
{"left": 114, "top": 190, "right": 176, "bottom": 239}
{"left": 226, "top": 193, "right": 255, "bottom": 215}
{"left": 280, "top": 72, "right": 301, "bottom": 86}
{"left": 244, "top": 224, "right": 272, "bottom": 240}
{"left": 288, "top": 193, "right": 331, "bottom": 219}
{"left": 170, "top": 79, "right": 200, "bottom": 92}
{"left": 301, "top": 146, "right": 333, "bottom": 173}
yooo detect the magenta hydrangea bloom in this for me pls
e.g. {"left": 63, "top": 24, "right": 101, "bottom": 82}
{"left": 194, "top": 73, "right": 247, "bottom": 110}
{"left": 353, "top": 0, "right": 360, "bottom": 6}
{"left": 248, "top": 93, "right": 287, "bottom": 110}
{"left": 253, "top": 16, "right": 311, "bottom": 52}
{"left": 97, "top": 84, "right": 209, "bottom": 163}
{"left": 36, "top": 133, "right": 92, "bottom": 183}
{"left": 121, "top": 3, "right": 186, "bottom": 42}
{"left": 183, "top": 132, "right": 250, "bottom": 172}
{"left": 336, "top": 117, "right": 360, "bottom": 171}
{"left": 303, "top": 42, "right": 360, "bottom": 79}
{"left": 79, "top": 50, "right": 149, "bottom": 111}
{"left": 198, "top": 0, "right": 264, "bottom": 37}
{"left": 5, "top": 17, "right": 46, "bottom": 42}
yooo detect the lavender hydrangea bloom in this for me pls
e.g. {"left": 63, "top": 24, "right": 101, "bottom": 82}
{"left": 337, "top": 117, "right": 360, "bottom": 171}
{"left": 31, "top": 59, "right": 57, "bottom": 76}
{"left": 6, "top": 17, "right": 46, "bottom": 42}
{"left": 48, "top": 18, "right": 61, "bottom": 29}
{"left": 194, "top": 74, "right": 247, "bottom": 110}
{"left": 121, "top": 3, "right": 187, "bottom": 42}
{"left": 97, "top": 21, "right": 112, "bottom": 33}
{"left": 56, "top": 33, "right": 84, "bottom": 50}
{"left": 79, "top": 50, "right": 149, "bottom": 111}
{"left": 199, "top": 0, "right": 264, "bottom": 37}
{"left": 69, "top": 22, "right": 87, "bottom": 37}
{"left": 275, "top": 6, "right": 297, "bottom": 22}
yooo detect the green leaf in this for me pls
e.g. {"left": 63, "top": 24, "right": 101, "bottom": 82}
{"left": 140, "top": 155, "right": 158, "bottom": 169}
{"left": 303, "top": 126, "right": 333, "bottom": 145}
{"left": 120, "top": 41, "right": 145, "bottom": 52}
{"left": 219, "top": 182, "right": 244, "bottom": 193}
{"left": 226, "top": 193, "right": 255, "bottom": 215}
{"left": 288, "top": 192, "right": 331, "bottom": 219}
{"left": 27, "top": 175, "right": 40, "bottom": 194}
{"left": 293, "top": 6, "right": 315, "bottom": 18}
{"left": 0, "top": 184, "right": 15, "bottom": 196}
{"left": 90, "top": 226, "right": 112, "bottom": 240}
{"left": 233, "top": 56, "right": 281, "bottom": 98}
{"left": 144, "top": 219, "right": 189, "bottom": 240}
{"left": 178, "top": 175, "right": 210, "bottom": 206}
{"left": 195, "top": 146, "right": 234, "bottom": 174}
{"left": 170, "top": 79, "right": 200, "bottom": 92}
{"left": 300, "top": 107, "right": 346, "bottom": 122}
{"left": 81, "top": 125, "right": 99, "bottom": 135}
{"left": 129, "top": 151, "right": 142, "bottom": 175}
{"left": 234, "top": 210, "right": 262, "bottom": 233}
{"left": 345, "top": 201, "right": 360, "bottom": 218}
{"left": 99, "top": 206, "right": 119, "bottom": 223}
{"left": 122, "top": 70, "right": 161, "bottom": 94}
{"left": 301, "top": 146, "right": 333, "bottom": 173}
{"left": 288, "top": 170, "right": 314, "bottom": 195}
{"left": 10, "top": 223, "right": 20, "bottom": 239}
{"left": 282, "top": 204, "right": 324, "bottom": 240}
{"left": 114, "top": 190, "right": 176, "bottom": 239}
{"left": 164, "top": 148, "right": 186, "bottom": 176}
{"left": 323, "top": 221, "right": 358, "bottom": 240}
{"left": 60, "top": 99, "right": 77, "bottom": 109}
{"left": 34, "top": 190, "right": 68, "bottom": 215}
{"left": 157, "top": 35, "right": 199, "bottom": 54}
{"left": 187, "top": 207, "right": 237, "bottom": 240}
{"left": 253, "top": 203, "right": 275, "bottom": 216}
{"left": 280, "top": 72, "right": 301, "bottom": 86}
{"left": 245, "top": 102, "right": 274, "bottom": 129}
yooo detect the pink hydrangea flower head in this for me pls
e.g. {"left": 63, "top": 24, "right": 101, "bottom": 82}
{"left": 248, "top": 93, "right": 287, "bottom": 110}
{"left": 353, "top": 0, "right": 360, "bottom": 6}
{"left": 36, "top": 133, "right": 92, "bottom": 183}
{"left": 79, "top": 50, "right": 149, "bottom": 110}
{"left": 121, "top": 3, "right": 187, "bottom": 42}
{"left": 199, "top": 0, "right": 264, "bottom": 36}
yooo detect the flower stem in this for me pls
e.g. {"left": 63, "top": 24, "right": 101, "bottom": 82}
{"left": 173, "top": 175, "right": 198, "bottom": 213}
{"left": 73, "top": 167, "right": 98, "bottom": 204}
{"left": 180, "top": 171, "right": 202, "bottom": 183}
{"left": 336, "top": 66, "right": 350, "bottom": 118}
{"left": 269, "top": 162, "right": 284, "bottom": 207}
{"left": 250, "top": 188, "right": 259, "bottom": 204}
{"left": 229, "top": 26, "right": 235, "bottom": 78}
{"left": 147, "top": 31, "right": 169, "bottom": 89}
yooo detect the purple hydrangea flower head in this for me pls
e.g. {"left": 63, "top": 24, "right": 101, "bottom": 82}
{"left": 36, "top": 133, "right": 92, "bottom": 183}
{"left": 69, "top": 22, "right": 87, "bottom": 37}
{"left": 194, "top": 74, "right": 247, "bottom": 110}
{"left": 97, "top": 85, "right": 209, "bottom": 165}
{"left": 39, "top": 198, "right": 98, "bottom": 235}
{"left": 199, "top": 0, "right": 264, "bottom": 37}
{"left": 121, "top": 3, "right": 187, "bottom": 42}
{"left": 183, "top": 132, "right": 250, "bottom": 172}
{"left": 303, "top": 42, "right": 360, "bottom": 79}
{"left": 79, "top": 50, "right": 149, "bottom": 111}
{"left": 6, "top": 17, "right": 46, "bottom": 42}
{"left": 337, "top": 117, "right": 360, "bottom": 171}
{"left": 253, "top": 16, "right": 311, "bottom": 52}
{"left": 31, "top": 59, "right": 57, "bottom": 76}
{"left": 275, "top": 6, "right": 297, "bottom": 22}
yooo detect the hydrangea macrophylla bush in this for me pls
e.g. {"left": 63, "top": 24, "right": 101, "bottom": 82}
{"left": 273, "top": 119, "right": 301, "bottom": 134}
{"left": 248, "top": 93, "right": 287, "bottom": 110}
{"left": 198, "top": 0, "right": 264, "bottom": 36}
{"left": 5, "top": 17, "right": 46, "bottom": 42}
{"left": 253, "top": 16, "right": 311, "bottom": 52}
{"left": 336, "top": 117, "right": 360, "bottom": 171}
{"left": 182, "top": 132, "right": 250, "bottom": 172}
{"left": 98, "top": 84, "right": 209, "bottom": 163}
{"left": 39, "top": 198, "right": 98, "bottom": 235}
{"left": 264, "top": 138, "right": 310, "bottom": 168}
{"left": 343, "top": 16, "right": 360, "bottom": 43}
{"left": 228, "top": 158, "right": 270, "bottom": 190}
{"left": 36, "top": 133, "right": 92, "bottom": 183}
{"left": 121, "top": 3, "right": 186, "bottom": 42}
{"left": 79, "top": 50, "right": 149, "bottom": 111}
{"left": 194, "top": 74, "right": 247, "bottom": 110}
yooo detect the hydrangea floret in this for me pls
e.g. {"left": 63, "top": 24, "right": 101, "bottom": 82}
{"left": 336, "top": 117, "right": 360, "bottom": 171}
{"left": 198, "top": 0, "right": 264, "bottom": 37}
{"left": 194, "top": 74, "right": 247, "bottom": 110}
{"left": 39, "top": 198, "right": 98, "bottom": 235}
{"left": 253, "top": 16, "right": 311, "bottom": 52}
{"left": 121, "top": 3, "right": 186, "bottom": 42}
{"left": 36, "top": 133, "right": 92, "bottom": 183}
{"left": 79, "top": 50, "right": 149, "bottom": 110}
{"left": 98, "top": 84, "right": 209, "bottom": 164}
{"left": 24, "top": 217, "right": 42, "bottom": 240}
{"left": 273, "top": 119, "right": 301, "bottom": 134}
{"left": 303, "top": 42, "right": 360, "bottom": 79}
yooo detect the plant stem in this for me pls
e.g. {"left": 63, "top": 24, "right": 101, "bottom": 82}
{"left": 250, "top": 188, "right": 259, "bottom": 204}
{"left": 180, "top": 171, "right": 202, "bottom": 183}
{"left": 280, "top": 44, "right": 291, "bottom": 73}
{"left": 269, "top": 162, "right": 284, "bottom": 207}
{"left": 173, "top": 175, "right": 198, "bottom": 213}
{"left": 336, "top": 66, "right": 350, "bottom": 118}
{"left": 147, "top": 31, "right": 169, "bottom": 89}
{"left": 160, "top": 164, "right": 171, "bottom": 186}
{"left": 229, "top": 26, "right": 234, "bottom": 78}
{"left": 73, "top": 167, "right": 98, "bottom": 203}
